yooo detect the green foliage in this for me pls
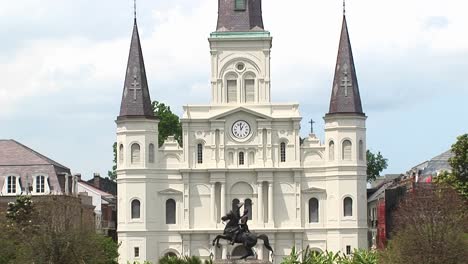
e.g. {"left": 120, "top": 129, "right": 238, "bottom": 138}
{"left": 108, "top": 142, "right": 117, "bottom": 181}
{"left": 0, "top": 196, "right": 119, "bottom": 264}
{"left": 281, "top": 246, "right": 378, "bottom": 264}
{"left": 158, "top": 255, "right": 205, "bottom": 264}
{"left": 435, "top": 133, "right": 468, "bottom": 199}
{"left": 366, "top": 150, "right": 388, "bottom": 182}
{"left": 152, "top": 101, "right": 182, "bottom": 147}
{"left": 379, "top": 186, "right": 468, "bottom": 264}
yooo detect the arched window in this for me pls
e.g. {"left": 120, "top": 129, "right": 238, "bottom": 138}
{"left": 244, "top": 199, "right": 252, "bottom": 220}
{"left": 342, "top": 140, "right": 352, "bottom": 161}
{"left": 359, "top": 140, "right": 364, "bottom": 161}
{"left": 131, "top": 199, "right": 141, "bottom": 219}
{"left": 244, "top": 75, "right": 255, "bottom": 103}
{"left": 131, "top": 143, "right": 141, "bottom": 164}
{"left": 344, "top": 197, "right": 353, "bottom": 217}
{"left": 119, "top": 144, "right": 124, "bottom": 164}
{"left": 235, "top": 0, "right": 247, "bottom": 11}
{"left": 6, "top": 176, "right": 17, "bottom": 194}
{"left": 227, "top": 74, "right": 237, "bottom": 103}
{"left": 329, "top": 141, "right": 335, "bottom": 161}
{"left": 239, "top": 152, "right": 245, "bottom": 165}
{"left": 36, "top": 175, "right": 45, "bottom": 193}
{"left": 280, "top": 142, "right": 286, "bottom": 163}
{"left": 148, "top": 143, "right": 155, "bottom": 163}
{"left": 232, "top": 199, "right": 240, "bottom": 211}
{"left": 166, "top": 199, "right": 176, "bottom": 224}
{"left": 309, "top": 198, "right": 319, "bottom": 223}
{"left": 228, "top": 152, "right": 234, "bottom": 165}
{"left": 197, "top": 143, "right": 203, "bottom": 164}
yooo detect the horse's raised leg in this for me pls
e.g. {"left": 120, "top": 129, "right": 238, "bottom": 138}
{"left": 240, "top": 246, "right": 254, "bottom": 260}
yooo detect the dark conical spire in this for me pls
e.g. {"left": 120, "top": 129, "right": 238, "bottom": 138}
{"left": 216, "top": 0, "right": 264, "bottom": 32}
{"left": 328, "top": 15, "right": 364, "bottom": 116}
{"left": 118, "top": 19, "right": 155, "bottom": 120}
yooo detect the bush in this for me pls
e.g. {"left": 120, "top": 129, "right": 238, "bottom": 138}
{"left": 281, "top": 246, "right": 378, "bottom": 264}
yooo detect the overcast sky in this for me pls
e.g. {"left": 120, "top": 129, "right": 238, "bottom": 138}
{"left": 0, "top": 0, "right": 466, "bottom": 180}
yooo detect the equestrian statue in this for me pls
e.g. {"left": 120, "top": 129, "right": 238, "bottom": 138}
{"left": 212, "top": 202, "right": 274, "bottom": 260}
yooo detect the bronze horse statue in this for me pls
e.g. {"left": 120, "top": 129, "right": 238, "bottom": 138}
{"left": 212, "top": 210, "right": 274, "bottom": 260}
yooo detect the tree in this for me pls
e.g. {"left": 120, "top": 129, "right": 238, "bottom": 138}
{"left": 435, "top": 133, "right": 468, "bottom": 199}
{"left": 108, "top": 142, "right": 117, "bottom": 181}
{"left": 152, "top": 101, "right": 182, "bottom": 147}
{"left": 0, "top": 196, "right": 119, "bottom": 264}
{"left": 367, "top": 150, "right": 388, "bottom": 182}
{"left": 109, "top": 101, "right": 182, "bottom": 178}
{"left": 379, "top": 185, "right": 468, "bottom": 264}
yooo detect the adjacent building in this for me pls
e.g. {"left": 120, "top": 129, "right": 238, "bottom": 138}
{"left": 117, "top": 1, "right": 368, "bottom": 263}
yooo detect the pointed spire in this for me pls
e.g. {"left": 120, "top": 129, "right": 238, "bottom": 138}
{"left": 216, "top": 0, "right": 264, "bottom": 32}
{"left": 118, "top": 19, "right": 155, "bottom": 120}
{"left": 328, "top": 14, "right": 364, "bottom": 116}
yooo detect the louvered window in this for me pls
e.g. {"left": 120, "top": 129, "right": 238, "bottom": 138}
{"left": 235, "top": 0, "right": 246, "bottom": 10}
{"left": 148, "top": 143, "right": 155, "bottom": 163}
{"left": 227, "top": 80, "right": 237, "bottom": 103}
{"left": 344, "top": 197, "right": 353, "bottom": 217}
{"left": 280, "top": 142, "right": 286, "bottom": 163}
{"left": 239, "top": 152, "right": 245, "bottom": 165}
{"left": 131, "top": 143, "right": 141, "bottom": 164}
{"left": 245, "top": 79, "right": 255, "bottom": 103}
{"left": 197, "top": 143, "right": 203, "bottom": 164}
{"left": 119, "top": 144, "right": 124, "bottom": 164}
{"left": 342, "top": 140, "right": 352, "bottom": 161}
{"left": 131, "top": 199, "right": 141, "bottom": 219}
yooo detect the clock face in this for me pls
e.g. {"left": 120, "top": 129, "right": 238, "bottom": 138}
{"left": 232, "top": 120, "right": 251, "bottom": 139}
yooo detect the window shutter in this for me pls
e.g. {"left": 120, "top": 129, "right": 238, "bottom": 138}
{"left": 245, "top": 79, "right": 255, "bottom": 103}
{"left": 343, "top": 140, "right": 352, "bottom": 161}
{"left": 235, "top": 0, "right": 246, "bottom": 10}
{"left": 227, "top": 80, "right": 237, "bottom": 103}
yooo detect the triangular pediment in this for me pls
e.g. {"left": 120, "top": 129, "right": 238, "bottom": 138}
{"left": 302, "top": 187, "right": 326, "bottom": 193}
{"left": 209, "top": 107, "right": 272, "bottom": 121}
{"left": 158, "top": 188, "right": 183, "bottom": 195}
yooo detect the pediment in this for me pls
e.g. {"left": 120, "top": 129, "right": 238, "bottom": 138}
{"left": 302, "top": 187, "right": 327, "bottom": 193}
{"left": 158, "top": 188, "right": 183, "bottom": 195}
{"left": 209, "top": 107, "right": 271, "bottom": 121}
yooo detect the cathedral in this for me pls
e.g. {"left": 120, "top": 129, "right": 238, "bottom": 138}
{"left": 116, "top": 0, "right": 367, "bottom": 263}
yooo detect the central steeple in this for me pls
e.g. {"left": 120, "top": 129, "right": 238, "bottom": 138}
{"left": 216, "top": 0, "right": 264, "bottom": 32}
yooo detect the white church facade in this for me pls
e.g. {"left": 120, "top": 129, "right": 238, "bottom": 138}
{"left": 116, "top": 1, "right": 367, "bottom": 263}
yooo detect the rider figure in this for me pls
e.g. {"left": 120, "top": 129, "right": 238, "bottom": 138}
{"left": 232, "top": 205, "right": 250, "bottom": 245}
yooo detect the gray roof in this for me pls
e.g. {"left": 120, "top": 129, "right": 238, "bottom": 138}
{"left": 328, "top": 15, "right": 364, "bottom": 116}
{"left": 0, "top": 140, "right": 69, "bottom": 170}
{"left": 118, "top": 19, "right": 155, "bottom": 120}
{"left": 216, "top": 0, "right": 264, "bottom": 32}
{"left": 0, "top": 140, "right": 71, "bottom": 194}
{"left": 421, "top": 150, "right": 453, "bottom": 177}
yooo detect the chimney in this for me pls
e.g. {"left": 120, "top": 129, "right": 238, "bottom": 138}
{"left": 75, "top": 173, "right": 82, "bottom": 182}
{"left": 93, "top": 173, "right": 101, "bottom": 189}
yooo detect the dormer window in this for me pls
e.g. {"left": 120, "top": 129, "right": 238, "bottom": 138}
{"left": 235, "top": 0, "right": 246, "bottom": 11}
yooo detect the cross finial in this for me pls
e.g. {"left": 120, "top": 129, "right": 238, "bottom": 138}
{"left": 343, "top": 0, "right": 346, "bottom": 15}
{"left": 309, "top": 119, "right": 316, "bottom": 134}
{"left": 134, "top": 0, "right": 137, "bottom": 20}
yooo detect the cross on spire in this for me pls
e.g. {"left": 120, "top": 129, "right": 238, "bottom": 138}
{"left": 341, "top": 68, "right": 352, "bottom": 97}
{"left": 129, "top": 75, "right": 141, "bottom": 100}
{"left": 343, "top": 0, "right": 346, "bottom": 15}
{"left": 308, "top": 119, "right": 316, "bottom": 134}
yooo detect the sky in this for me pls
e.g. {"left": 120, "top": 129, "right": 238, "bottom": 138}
{"left": 0, "top": 0, "right": 467, "bottom": 180}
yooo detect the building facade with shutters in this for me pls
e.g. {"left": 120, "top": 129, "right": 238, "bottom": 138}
{"left": 116, "top": 1, "right": 368, "bottom": 263}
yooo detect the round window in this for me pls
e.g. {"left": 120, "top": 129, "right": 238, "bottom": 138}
{"left": 236, "top": 62, "right": 245, "bottom": 72}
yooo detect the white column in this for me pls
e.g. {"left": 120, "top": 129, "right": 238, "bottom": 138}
{"left": 268, "top": 182, "right": 274, "bottom": 225}
{"left": 64, "top": 174, "right": 69, "bottom": 195}
{"left": 220, "top": 183, "right": 226, "bottom": 220}
{"left": 257, "top": 182, "right": 264, "bottom": 225}
{"left": 211, "top": 183, "right": 216, "bottom": 224}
